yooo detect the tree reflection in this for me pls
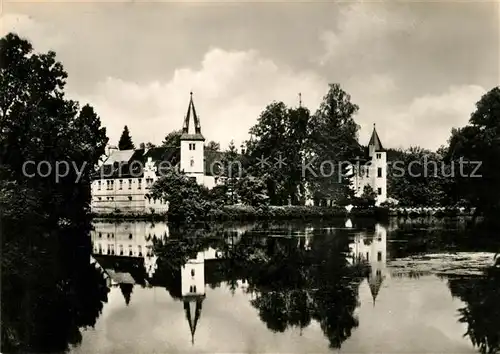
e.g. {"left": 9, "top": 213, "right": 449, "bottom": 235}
{"left": 151, "top": 223, "right": 367, "bottom": 349}
{"left": 1, "top": 224, "right": 110, "bottom": 353}
{"left": 447, "top": 266, "right": 500, "bottom": 354}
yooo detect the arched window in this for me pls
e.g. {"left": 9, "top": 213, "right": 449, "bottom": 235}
{"left": 191, "top": 269, "right": 195, "bottom": 277}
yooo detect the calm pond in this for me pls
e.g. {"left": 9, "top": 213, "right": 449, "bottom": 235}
{"left": 71, "top": 217, "right": 500, "bottom": 354}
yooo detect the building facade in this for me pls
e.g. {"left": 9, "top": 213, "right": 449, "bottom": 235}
{"left": 91, "top": 93, "right": 222, "bottom": 214}
{"left": 350, "top": 124, "right": 388, "bottom": 205}
{"left": 91, "top": 93, "right": 388, "bottom": 213}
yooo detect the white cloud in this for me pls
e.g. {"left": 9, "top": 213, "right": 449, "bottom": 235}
{"left": 74, "top": 48, "right": 327, "bottom": 149}
{"left": 318, "top": 3, "right": 415, "bottom": 67}
{"left": 372, "top": 84, "right": 486, "bottom": 150}
{"left": 1, "top": 13, "right": 66, "bottom": 52}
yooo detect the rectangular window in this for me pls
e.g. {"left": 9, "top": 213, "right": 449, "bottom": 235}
{"left": 377, "top": 251, "right": 382, "bottom": 261}
{"left": 128, "top": 179, "right": 132, "bottom": 189}
{"left": 119, "top": 179, "right": 123, "bottom": 190}
{"left": 110, "top": 180, "right": 114, "bottom": 190}
{"left": 378, "top": 187, "right": 382, "bottom": 195}
{"left": 376, "top": 153, "right": 381, "bottom": 159}
{"left": 192, "top": 143, "right": 195, "bottom": 150}
{"left": 377, "top": 167, "right": 382, "bottom": 178}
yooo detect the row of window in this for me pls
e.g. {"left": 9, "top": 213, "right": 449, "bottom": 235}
{"left": 94, "top": 244, "right": 154, "bottom": 257}
{"left": 97, "top": 178, "right": 154, "bottom": 191}
{"left": 356, "top": 251, "right": 383, "bottom": 262}
{"left": 98, "top": 232, "right": 135, "bottom": 239}
{"left": 362, "top": 167, "right": 384, "bottom": 178}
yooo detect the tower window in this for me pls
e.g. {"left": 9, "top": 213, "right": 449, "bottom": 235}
{"left": 191, "top": 269, "right": 195, "bottom": 277}
{"left": 190, "top": 159, "right": 194, "bottom": 167}
{"left": 377, "top": 251, "right": 382, "bottom": 261}
{"left": 377, "top": 167, "right": 382, "bottom": 177}
{"left": 376, "top": 153, "right": 381, "bottom": 159}
{"left": 128, "top": 179, "right": 132, "bottom": 189}
{"left": 138, "top": 179, "right": 142, "bottom": 189}
{"left": 378, "top": 187, "right": 382, "bottom": 195}
{"left": 97, "top": 181, "right": 101, "bottom": 190}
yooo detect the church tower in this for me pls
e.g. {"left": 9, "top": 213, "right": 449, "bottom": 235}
{"left": 368, "top": 124, "right": 387, "bottom": 205}
{"left": 180, "top": 92, "right": 205, "bottom": 184}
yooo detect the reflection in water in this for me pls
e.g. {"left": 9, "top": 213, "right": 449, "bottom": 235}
{"left": 1, "top": 225, "right": 109, "bottom": 353}
{"left": 348, "top": 224, "right": 388, "bottom": 306}
{"left": 60, "top": 219, "right": 500, "bottom": 354}
{"left": 447, "top": 267, "right": 500, "bottom": 354}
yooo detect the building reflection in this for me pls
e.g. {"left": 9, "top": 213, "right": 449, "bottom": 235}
{"left": 180, "top": 248, "right": 222, "bottom": 345}
{"left": 91, "top": 222, "right": 169, "bottom": 280}
{"left": 348, "top": 224, "right": 388, "bottom": 305}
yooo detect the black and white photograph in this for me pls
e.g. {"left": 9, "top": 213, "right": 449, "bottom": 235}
{"left": 1, "top": 1, "right": 499, "bottom": 353}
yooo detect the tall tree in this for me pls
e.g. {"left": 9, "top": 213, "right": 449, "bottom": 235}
{"left": 0, "top": 33, "right": 109, "bottom": 351}
{"left": 118, "top": 125, "right": 134, "bottom": 150}
{"left": 247, "top": 101, "right": 290, "bottom": 205}
{"left": 445, "top": 87, "right": 500, "bottom": 216}
{"left": 307, "top": 83, "right": 363, "bottom": 205}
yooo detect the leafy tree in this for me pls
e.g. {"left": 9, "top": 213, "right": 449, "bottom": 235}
{"left": 236, "top": 176, "right": 269, "bottom": 207}
{"left": 307, "top": 84, "right": 362, "bottom": 205}
{"left": 387, "top": 147, "right": 448, "bottom": 206}
{"left": 162, "top": 129, "right": 182, "bottom": 148}
{"left": 206, "top": 141, "right": 220, "bottom": 151}
{"left": 355, "top": 185, "right": 378, "bottom": 207}
{"left": 247, "top": 101, "right": 290, "bottom": 205}
{"left": 147, "top": 167, "right": 213, "bottom": 223}
{"left": 0, "top": 32, "right": 108, "bottom": 223}
{"left": 445, "top": 87, "right": 500, "bottom": 217}
{"left": 118, "top": 125, "right": 134, "bottom": 150}
{"left": 0, "top": 33, "right": 109, "bottom": 351}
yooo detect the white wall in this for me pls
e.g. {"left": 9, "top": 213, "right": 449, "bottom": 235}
{"left": 181, "top": 252, "right": 205, "bottom": 296}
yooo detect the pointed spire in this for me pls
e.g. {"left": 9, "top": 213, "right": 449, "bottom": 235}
{"left": 182, "top": 92, "right": 202, "bottom": 135}
{"left": 368, "top": 123, "right": 384, "bottom": 151}
{"left": 183, "top": 298, "right": 204, "bottom": 345}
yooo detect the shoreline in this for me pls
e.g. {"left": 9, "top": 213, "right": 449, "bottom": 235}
{"left": 91, "top": 205, "right": 475, "bottom": 222}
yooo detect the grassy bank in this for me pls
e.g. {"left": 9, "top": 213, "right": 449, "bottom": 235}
{"left": 92, "top": 205, "right": 389, "bottom": 222}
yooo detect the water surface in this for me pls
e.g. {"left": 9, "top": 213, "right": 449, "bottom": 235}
{"left": 70, "top": 218, "right": 500, "bottom": 354}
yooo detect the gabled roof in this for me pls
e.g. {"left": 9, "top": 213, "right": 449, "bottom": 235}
{"left": 181, "top": 92, "right": 204, "bottom": 141}
{"left": 93, "top": 147, "right": 180, "bottom": 180}
{"left": 368, "top": 124, "right": 384, "bottom": 151}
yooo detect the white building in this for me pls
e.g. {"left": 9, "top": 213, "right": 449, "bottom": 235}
{"left": 91, "top": 222, "right": 169, "bottom": 278}
{"left": 348, "top": 224, "right": 389, "bottom": 306}
{"left": 350, "top": 124, "right": 388, "bottom": 205}
{"left": 90, "top": 93, "right": 223, "bottom": 214}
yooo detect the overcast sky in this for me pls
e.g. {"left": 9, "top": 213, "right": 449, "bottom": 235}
{"left": 2, "top": 1, "right": 499, "bottom": 150}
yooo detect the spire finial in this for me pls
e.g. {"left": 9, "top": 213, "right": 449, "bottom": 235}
{"left": 373, "top": 123, "right": 376, "bottom": 128}
{"left": 190, "top": 91, "right": 193, "bottom": 98}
